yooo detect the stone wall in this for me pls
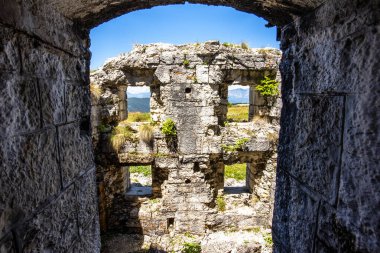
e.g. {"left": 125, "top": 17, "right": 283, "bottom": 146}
{"left": 0, "top": 1, "right": 100, "bottom": 252}
{"left": 91, "top": 43, "right": 282, "bottom": 237}
{"left": 273, "top": 0, "right": 380, "bottom": 252}
{"left": 0, "top": 0, "right": 378, "bottom": 252}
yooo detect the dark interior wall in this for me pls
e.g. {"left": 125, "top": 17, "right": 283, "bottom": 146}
{"left": 0, "top": 2, "right": 100, "bottom": 252}
{"left": 273, "top": 0, "right": 380, "bottom": 252}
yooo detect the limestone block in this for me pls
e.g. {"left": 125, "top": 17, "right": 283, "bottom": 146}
{"left": 39, "top": 78, "right": 66, "bottom": 125}
{"left": 66, "top": 81, "right": 91, "bottom": 122}
{"left": 0, "top": 128, "right": 61, "bottom": 238}
{"left": 337, "top": 93, "right": 380, "bottom": 251}
{"left": 154, "top": 65, "right": 171, "bottom": 84}
{"left": 75, "top": 168, "right": 98, "bottom": 233}
{"left": 292, "top": 95, "right": 344, "bottom": 204}
{"left": 0, "top": 25, "right": 19, "bottom": 72}
{"left": 0, "top": 74, "right": 40, "bottom": 136}
{"left": 196, "top": 65, "right": 209, "bottom": 83}
{"left": 0, "top": 233, "right": 15, "bottom": 253}
{"left": 208, "top": 65, "right": 223, "bottom": 84}
{"left": 16, "top": 186, "right": 79, "bottom": 252}
{"left": 58, "top": 122, "right": 94, "bottom": 186}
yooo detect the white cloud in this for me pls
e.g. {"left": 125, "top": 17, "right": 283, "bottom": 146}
{"left": 127, "top": 86, "right": 150, "bottom": 94}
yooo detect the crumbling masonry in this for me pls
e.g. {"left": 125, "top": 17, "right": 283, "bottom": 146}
{"left": 0, "top": 0, "right": 379, "bottom": 252}
{"left": 91, "top": 42, "right": 281, "bottom": 238}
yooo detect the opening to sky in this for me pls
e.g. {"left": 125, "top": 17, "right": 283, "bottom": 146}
{"left": 90, "top": 3, "right": 279, "bottom": 70}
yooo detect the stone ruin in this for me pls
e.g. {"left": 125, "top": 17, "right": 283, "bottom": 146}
{"left": 0, "top": 0, "right": 379, "bottom": 252}
{"left": 90, "top": 42, "right": 281, "bottom": 250}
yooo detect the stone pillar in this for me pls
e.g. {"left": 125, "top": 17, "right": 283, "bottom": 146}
{"left": 118, "top": 85, "right": 128, "bottom": 121}
{"left": 248, "top": 85, "right": 255, "bottom": 121}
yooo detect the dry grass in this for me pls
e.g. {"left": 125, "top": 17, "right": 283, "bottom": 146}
{"left": 110, "top": 125, "right": 137, "bottom": 151}
{"left": 139, "top": 124, "right": 154, "bottom": 144}
{"left": 227, "top": 105, "right": 249, "bottom": 122}
{"left": 252, "top": 115, "right": 268, "bottom": 125}
{"left": 90, "top": 83, "right": 102, "bottom": 99}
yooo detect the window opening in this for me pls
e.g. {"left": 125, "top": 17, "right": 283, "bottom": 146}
{"left": 227, "top": 85, "right": 249, "bottom": 122}
{"left": 126, "top": 165, "right": 152, "bottom": 196}
{"left": 224, "top": 163, "right": 249, "bottom": 194}
{"left": 126, "top": 86, "right": 151, "bottom": 122}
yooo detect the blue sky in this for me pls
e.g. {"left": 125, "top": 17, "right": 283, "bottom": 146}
{"left": 90, "top": 3, "right": 279, "bottom": 70}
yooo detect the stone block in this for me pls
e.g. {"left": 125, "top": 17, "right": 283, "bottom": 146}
{"left": 154, "top": 65, "right": 171, "bottom": 84}
{"left": 0, "top": 73, "right": 40, "bottom": 136}
{"left": 69, "top": 219, "right": 101, "bottom": 253}
{"left": 66, "top": 81, "right": 91, "bottom": 122}
{"left": 0, "top": 25, "right": 19, "bottom": 72}
{"left": 0, "top": 233, "right": 15, "bottom": 253}
{"left": 292, "top": 95, "right": 344, "bottom": 204}
{"left": 337, "top": 93, "right": 380, "bottom": 252}
{"left": 75, "top": 168, "right": 98, "bottom": 233}
{"left": 58, "top": 122, "right": 94, "bottom": 186}
{"left": 0, "top": 128, "right": 61, "bottom": 238}
{"left": 39, "top": 78, "right": 66, "bottom": 125}
{"left": 16, "top": 186, "right": 79, "bottom": 252}
{"left": 195, "top": 65, "right": 209, "bottom": 83}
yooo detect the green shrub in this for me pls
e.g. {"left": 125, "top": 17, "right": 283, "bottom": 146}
{"left": 183, "top": 59, "right": 190, "bottom": 68}
{"left": 223, "top": 42, "right": 233, "bottom": 47}
{"left": 256, "top": 76, "right": 280, "bottom": 97}
{"left": 161, "top": 118, "right": 177, "bottom": 136}
{"left": 139, "top": 124, "right": 154, "bottom": 144}
{"left": 216, "top": 195, "right": 226, "bottom": 212}
{"left": 182, "top": 242, "right": 201, "bottom": 253}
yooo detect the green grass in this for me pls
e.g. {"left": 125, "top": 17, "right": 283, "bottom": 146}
{"left": 225, "top": 164, "right": 246, "bottom": 181}
{"left": 216, "top": 195, "right": 226, "bottom": 212}
{"left": 129, "top": 165, "right": 152, "bottom": 177}
{"left": 125, "top": 112, "right": 151, "bottom": 122}
{"left": 227, "top": 105, "right": 249, "bottom": 122}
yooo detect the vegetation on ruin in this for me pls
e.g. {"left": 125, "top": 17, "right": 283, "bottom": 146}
{"left": 221, "top": 138, "right": 250, "bottom": 152}
{"left": 227, "top": 105, "right": 249, "bottom": 122}
{"left": 263, "top": 233, "right": 273, "bottom": 246}
{"left": 90, "top": 83, "right": 102, "bottom": 99}
{"left": 161, "top": 118, "right": 177, "bottom": 136}
{"left": 241, "top": 42, "right": 249, "bottom": 49}
{"left": 256, "top": 76, "right": 280, "bottom": 97}
{"left": 139, "top": 124, "right": 154, "bottom": 144}
{"left": 216, "top": 195, "right": 226, "bottom": 212}
{"left": 110, "top": 125, "right": 137, "bottom": 151}
{"left": 97, "top": 123, "right": 111, "bottom": 133}
{"left": 225, "top": 164, "right": 246, "bottom": 181}
{"left": 182, "top": 242, "right": 201, "bottom": 253}
{"left": 129, "top": 165, "right": 152, "bottom": 177}
{"left": 125, "top": 112, "right": 151, "bottom": 122}
{"left": 223, "top": 42, "right": 234, "bottom": 47}
{"left": 183, "top": 59, "right": 190, "bottom": 68}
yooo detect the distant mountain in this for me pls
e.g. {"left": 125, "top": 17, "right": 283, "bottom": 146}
{"left": 127, "top": 92, "right": 150, "bottom": 98}
{"left": 228, "top": 88, "right": 249, "bottom": 104}
{"left": 128, "top": 97, "right": 150, "bottom": 112}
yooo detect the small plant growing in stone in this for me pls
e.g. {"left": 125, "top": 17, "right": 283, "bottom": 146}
{"left": 221, "top": 138, "right": 250, "bottom": 152}
{"left": 183, "top": 59, "right": 190, "bottom": 68}
{"left": 263, "top": 233, "right": 273, "bottom": 246}
{"left": 139, "top": 124, "right": 154, "bottom": 144}
{"left": 182, "top": 242, "right": 201, "bottom": 253}
{"left": 216, "top": 195, "right": 226, "bottom": 212}
{"left": 223, "top": 42, "right": 233, "bottom": 47}
{"left": 241, "top": 42, "right": 249, "bottom": 49}
{"left": 161, "top": 118, "right": 177, "bottom": 136}
{"left": 110, "top": 124, "right": 137, "bottom": 151}
{"left": 256, "top": 76, "right": 280, "bottom": 97}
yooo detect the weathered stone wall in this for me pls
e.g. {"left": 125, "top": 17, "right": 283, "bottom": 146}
{"left": 0, "top": 2, "right": 100, "bottom": 252}
{"left": 273, "top": 0, "right": 380, "bottom": 252}
{"left": 0, "top": 0, "right": 378, "bottom": 252}
{"left": 91, "top": 43, "right": 282, "bottom": 237}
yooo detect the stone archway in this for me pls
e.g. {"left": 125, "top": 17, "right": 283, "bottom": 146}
{"left": 0, "top": 0, "right": 379, "bottom": 252}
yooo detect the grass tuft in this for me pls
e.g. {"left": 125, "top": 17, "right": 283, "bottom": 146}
{"left": 139, "top": 124, "right": 154, "bottom": 144}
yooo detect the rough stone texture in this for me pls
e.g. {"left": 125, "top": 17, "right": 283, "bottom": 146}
{"left": 0, "top": 0, "right": 379, "bottom": 252}
{"left": 273, "top": 0, "right": 380, "bottom": 252}
{"left": 0, "top": 1, "right": 98, "bottom": 252}
{"left": 91, "top": 42, "right": 281, "bottom": 243}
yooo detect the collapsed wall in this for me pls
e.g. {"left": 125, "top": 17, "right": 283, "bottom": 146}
{"left": 90, "top": 42, "right": 282, "bottom": 242}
